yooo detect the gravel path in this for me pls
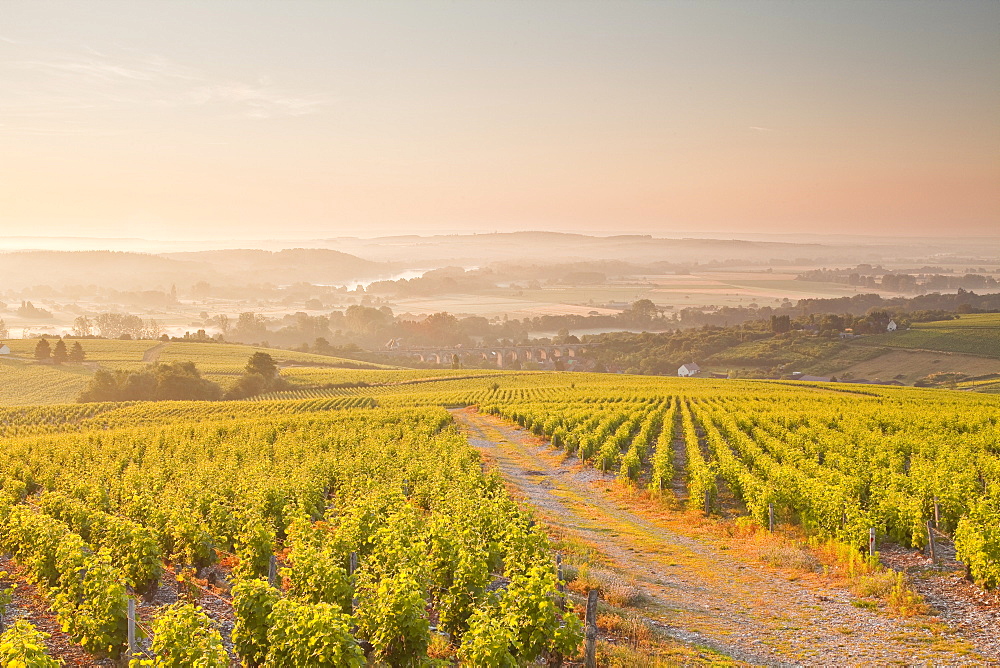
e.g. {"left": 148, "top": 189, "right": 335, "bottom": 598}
{"left": 453, "top": 407, "right": 986, "bottom": 666}
{"left": 141, "top": 342, "right": 167, "bottom": 364}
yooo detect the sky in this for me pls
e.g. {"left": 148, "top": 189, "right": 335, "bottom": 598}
{"left": 1, "top": 0, "right": 998, "bottom": 240}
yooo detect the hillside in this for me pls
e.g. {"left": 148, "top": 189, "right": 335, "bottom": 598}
{"left": 853, "top": 314, "right": 1000, "bottom": 359}
{"left": 0, "top": 339, "right": 395, "bottom": 405}
{"left": 1, "top": 371, "right": 999, "bottom": 663}
{"left": 161, "top": 247, "right": 393, "bottom": 285}
{"left": 0, "top": 247, "right": 391, "bottom": 290}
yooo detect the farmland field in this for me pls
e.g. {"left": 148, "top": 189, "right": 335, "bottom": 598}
{"left": 917, "top": 313, "right": 1000, "bottom": 328}
{"left": 855, "top": 316, "right": 1000, "bottom": 358}
{"left": 837, "top": 349, "right": 1000, "bottom": 385}
{"left": 154, "top": 341, "right": 395, "bottom": 373}
{"left": 0, "top": 358, "right": 91, "bottom": 405}
{"left": 2, "top": 338, "right": 158, "bottom": 371}
{"left": 0, "top": 340, "right": 398, "bottom": 407}
{"left": 2, "top": 359, "right": 1000, "bottom": 664}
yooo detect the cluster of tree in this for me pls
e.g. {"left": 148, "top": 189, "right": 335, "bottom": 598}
{"left": 75, "top": 353, "right": 287, "bottom": 403}
{"left": 367, "top": 267, "right": 496, "bottom": 297}
{"left": 17, "top": 301, "right": 52, "bottom": 319}
{"left": 73, "top": 314, "right": 161, "bottom": 339}
{"left": 34, "top": 338, "right": 86, "bottom": 364}
{"left": 584, "top": 325, "right": 774, "bottom": 375}
{"left": 798, "top": 266, "right": 999, "bottom": 293}
{"left": 579, "top": 304, "right": 996, "bottom": 377}
{"left": 224, "top": 352, "right": 289, "bottom": 400}
{"left": 214, "top": 289, "right": 1000, "bottom": 365}
{"left": 160, "top": 329, "right": 223, "bottom": 343}
{"left": 77, "top": 362, "right": 222, "bottom": 402}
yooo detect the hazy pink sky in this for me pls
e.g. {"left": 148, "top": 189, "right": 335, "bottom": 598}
{"left": 1, "top": 1, "right": 997, "bottom": 239}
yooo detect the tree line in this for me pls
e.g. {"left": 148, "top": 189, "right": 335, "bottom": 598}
{"left": 76, "top": 352, "right": 288, "bottom": 403}
{"left": 33, "top": 338, "right": 86, "bottom": 364}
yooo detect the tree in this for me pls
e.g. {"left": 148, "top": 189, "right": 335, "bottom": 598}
{"left": 69, "top": 341, "right": 86, "bottom": 363}
{"left": 77, "top": 363, "right": 222, "bottom": 403}
{"left": 628, "top": 299, "right": 659, "bottom": 322}
{"left": 52, "top": 339, "right": 68, "bottom": 364}
{"left": 234, "top": 313, "right": 268, "bottom": 342}
{"left": 72, "top": 316, "right": 93, "bottom": 337}
{"left": 34, "top": 338, "right": 51, "bottom": 361}
{"left": 245, "top": 352, "right": 278, "bottom": 379}
{"left": 225, "top": 352, "right": 287, "bottom": 400}
{"left": 770, "top": 314, "right": 791, "bottom": 333}
{"left": 0, "top": 318, "right": 7, "bottom": 340}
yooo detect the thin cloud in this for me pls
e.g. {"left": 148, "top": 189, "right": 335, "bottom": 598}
{"left": 17, "top": 57, "right": 159, "bottom": 82}
{"left": 749, "top": 126, "right": 775, "bottom": 132}
{"left": 182, "top": 83, "right": 324, "bottom": 119}
{"left": 2, "top": 45, "right": 326, "bottom": 130}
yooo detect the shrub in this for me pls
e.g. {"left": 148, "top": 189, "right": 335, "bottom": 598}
{"left": 232, "top": 579, "right": 280, "bottom": 667}
{"left": 0, "top": 620, "right": 60, "bottom": 667}
{"left": 264, "top": 599, "right": 363, "bottom": 667}
{"left": 141, "top": 603, "right": 228, "bottom": 668}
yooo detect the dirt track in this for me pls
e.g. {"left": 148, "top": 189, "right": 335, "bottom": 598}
{"left": 452, "top": 407, "right": 986, "bottom": 666}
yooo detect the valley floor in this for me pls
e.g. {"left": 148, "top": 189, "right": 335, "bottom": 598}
{"left": 453, "top": 408, "right": 994, "bottom": 666}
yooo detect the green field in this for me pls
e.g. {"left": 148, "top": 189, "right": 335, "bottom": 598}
{"left": 0, "top": 357, "right": 92, "bottom": 405}
{"left": 155, "top": 341, "right": 396, "bottom": 373}
{"left": 916, "top": 313, "right": 1000, "bottom": 328}
{"left": 856, "top": 318, "right": 1000, "bottom": 358}
{"left": 2, "top": 338, "right": 158, "bottom": 370}
{"left": 0, "top": 339, "right": 398, "bottom": 406}
{"left": 705, "top": 336, "right": 883, "bottom": 375}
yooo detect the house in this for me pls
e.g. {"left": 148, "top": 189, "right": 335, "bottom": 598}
{"left": 677, "top": 363, "right": 701, "bottom": 377}
{"left": 887, "top": 320, "right": 897, "bottom": 332}
{"left": 0, "top": 344, "right": 9, "bottom": 356}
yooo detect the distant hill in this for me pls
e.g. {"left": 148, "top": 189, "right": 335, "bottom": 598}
{"left": 163, "top": 248, "right": 393, "bottom": 285}
{"left": 0, "top": 251, "right": 194, "bottom": 290}
{"left": 327, "top": 231, "right": 1000, "bottom": 266}
{"left": 0, "top": 248, "right": 391, "bottom": 290}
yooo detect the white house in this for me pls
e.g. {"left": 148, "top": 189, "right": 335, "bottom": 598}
{"left": 0, "top": 344, "right": 10, "bottom": 355}
{"left": 678, "top": 363, "right": 700, "bottom": 377}
{"left": 886, "top": 320, "right": 897, "bottom": 332}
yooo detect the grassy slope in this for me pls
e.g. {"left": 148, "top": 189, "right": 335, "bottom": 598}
{"left": 702, "top": 315, "right": 1000, "bottom": 380}
{"left": 3, "top": 339, "right": 158, "bottom": 370}
{"left": 853, "top": 315, "right": 1000, "bottom": 359}
{"left": 0, "top": 358, "right": 91, "bottom": 405}
{"left": 704, "top": 336, "right": 883, "bottom": 375}
{"left": 836, "top": 349, "right": 1000, "bottom": 385}
{"left": 0, "top": 340, "right": 401, "bottom": 406}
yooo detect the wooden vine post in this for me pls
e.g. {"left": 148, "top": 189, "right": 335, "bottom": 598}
{"left": 926, "top": 520, "right": 937, "bottom": 565}
{"left": 349, "top": 551, "right": 359, "bottom": 613}
{"left": 584, "top": 589, "right": 599, "bottom": 668}
{"left": 127, "top": 597, "right": 137, "bottom": 654}
{"left": 555, "top": 553, "right": 565, "bottom": 610}
{"left": 768, "top": 503, "right": 775, "bottom": 532}
{"left": 267, "top": 555, "right": 278, "bottom": 588}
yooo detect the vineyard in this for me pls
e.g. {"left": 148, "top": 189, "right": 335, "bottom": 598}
{"left": 155, "top": 342, "right": 397, "bottom": 375}
{"left": 0, "top": 407, "right": 579, "bottom": 665}
{"left": 480, "top": 380, "right": 1000, "bottom": 582}
{"left": 0, "top": 368, "right": 999, "bottom": 663}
